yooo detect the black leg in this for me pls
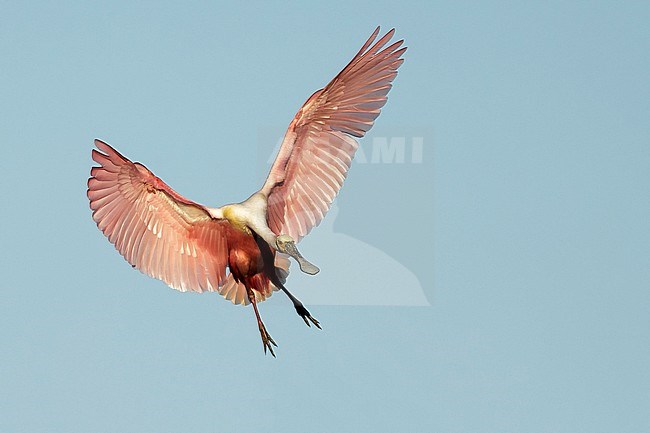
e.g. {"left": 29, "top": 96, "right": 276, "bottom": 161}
{"left": 267, "top": 282, "right": 321, "bottom": 329}
{"left": 294, "top": 300, "right": 322, "bottom": 329}
{"left": 252, "top": 231, "right": 322, "bottom": 330}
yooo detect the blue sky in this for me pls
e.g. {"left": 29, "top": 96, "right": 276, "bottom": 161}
{"left": 1, "top": 1, "right": 649, "bottom": 432}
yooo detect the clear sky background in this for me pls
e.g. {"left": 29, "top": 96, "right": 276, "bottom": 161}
{"left": 1, "top": 1, "right": 649, "bottom": 432}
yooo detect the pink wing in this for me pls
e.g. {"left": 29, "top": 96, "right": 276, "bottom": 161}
{"left": 261, "top": 27, "right": 406, "bottom": 240}
{"left": 87, "top": 139, "right": 230, "bottom": 294}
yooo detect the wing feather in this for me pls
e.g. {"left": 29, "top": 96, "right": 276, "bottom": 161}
{"left": 87, "top": 139, "right": 230, "bottom": 293}
{"left": 261, "top": 28, "right": 405, "bottom": 240}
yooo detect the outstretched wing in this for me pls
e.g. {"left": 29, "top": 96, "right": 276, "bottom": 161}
{"left": 261, "top": 27, "right": 406, "bottom": 241}
{"left": 87, "top": 139, "right": 230, "bottom": 293}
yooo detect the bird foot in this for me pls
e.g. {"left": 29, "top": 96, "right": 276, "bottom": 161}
{"left": 295, "top": 304, "right": 322, "bottom": 329}
{"left": 258, "top": 324, "right": 278, "bottom": 357}
{"left": 276, "top": 234, "right": 320, "bottom": 275}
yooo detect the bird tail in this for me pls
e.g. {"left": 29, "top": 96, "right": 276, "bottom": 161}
{"left": 217, "top": 253, "right": 290, "bottom": 305}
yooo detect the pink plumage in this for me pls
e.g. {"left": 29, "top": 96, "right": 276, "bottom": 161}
{"left": 263, "top": 27, "right": 406, "bottom": 241}
{"left": 88, "top": 27, "right": 406, "bottom": 356}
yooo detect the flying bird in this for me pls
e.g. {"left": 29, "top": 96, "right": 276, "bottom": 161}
{"left": 87, "top": 27, "right": 406, "bottom": 356}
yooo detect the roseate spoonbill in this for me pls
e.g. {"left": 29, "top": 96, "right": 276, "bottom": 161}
{"left": 87, "top": 27, "right": 405, "bottom": 356}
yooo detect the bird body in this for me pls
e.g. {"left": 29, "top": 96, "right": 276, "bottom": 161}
{"left": 88, "top": 27, "right": 406, "bottom": 356}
